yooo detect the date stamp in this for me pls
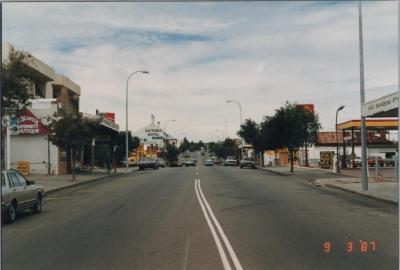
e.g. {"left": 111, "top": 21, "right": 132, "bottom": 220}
{"left": 323, "top": 240, "right": 377, "bottom": 253}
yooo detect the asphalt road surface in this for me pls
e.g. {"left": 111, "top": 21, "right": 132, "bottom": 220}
{"left": 2, "top": 153, "right": 398, "bottom": 270}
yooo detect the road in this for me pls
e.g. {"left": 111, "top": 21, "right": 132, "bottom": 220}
{"left": 2, "top": 152, "right": 398, "bottom": 270}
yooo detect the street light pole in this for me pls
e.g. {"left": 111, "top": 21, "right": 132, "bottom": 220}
{"left": 163, "top": 119, "right": 175, "bottom": 161}
{"left": 358, "top": 1, "right": 368, "bottom": 191}
{"left": 227, "top": 100, "right": 244, "bottom": 159}
{"left": 125, "top": 70, "right": 149, "bottom": 169}
{"left": 336, "top": 105, "right": 345, "bottom": 174}
{"left": 216, "top": 129, "right": 225, "bottom": 141}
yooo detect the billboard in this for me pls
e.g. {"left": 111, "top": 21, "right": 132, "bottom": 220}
{"left": 296, "top": 104, "right": 315, "bottom": 113}
{"left": 11, "top": 109, "right": 48, "bottom": 136}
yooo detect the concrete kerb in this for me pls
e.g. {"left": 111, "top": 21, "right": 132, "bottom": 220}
{"left": 44, "top": 170, "right": 136, "bottom": 196}
{"left": 324, "top": 183, "right": 398, "bottom": 205}
{"left": 260, "top": 167, "right": 290, "bottom": 176}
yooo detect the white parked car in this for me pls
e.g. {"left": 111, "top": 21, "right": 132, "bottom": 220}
{"left": 2, "top": 170, "right": 44, "bottom": 223}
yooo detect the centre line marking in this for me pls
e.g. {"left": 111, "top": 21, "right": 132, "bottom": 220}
{"left": 196, "top": 180, "right": 244, "bottom": 270}
{"left": 195, "top": 179, "right": 232, "bottom": 270}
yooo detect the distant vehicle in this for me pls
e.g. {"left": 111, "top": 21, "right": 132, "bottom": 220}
{"left": 2, "top": 170, "right": 44, "bottom": 223}
{"left": 205, "top": 159, "right": 214, "bottom": 166}
{"left": 368, "top": 156, "right": 384, "bottom": 167}
{"left": 224, "top": 156, "right": 238, "bottom": 166}
{"left": 240, "top": 158, "right": 257, "bottom": 169}
{"left": 138, "top": 158, "right": 158, "bottom": 170}
{"left": 128, "top": 157, "right": 137, "bottom": 167}
{"left": 183, "top": 151, "right": 191, "bottom": 158}
{"left": 184, "top": 160, "right": 196, "bottom": 167}
{"left": 353, "top": 157, "right": 362, "bottom": 168}
{"left": 156, "top": 158, "right": 166, "bottom": 168}
{"left": 384, "top": 157, "right": 395, "bottom": 167}
{"left": 201, "top": 150, "right": 205, "bottom": 155}
{"left": 214, "top": 158, "right": 223, "bottom": 165}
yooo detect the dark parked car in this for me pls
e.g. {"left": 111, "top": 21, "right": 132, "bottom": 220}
{"left": 384, "top": 157, "right": 395, "bottom": 167}
{"left": 240, "top": 158, "right": 257, "bottom": 169}
{"left": 138, "top": 158, "right": 158, "bottom": 170}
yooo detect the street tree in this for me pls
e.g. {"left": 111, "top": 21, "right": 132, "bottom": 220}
{"left": 2, "top": 48, "right": 40, "bottom": 116}
{"left": 270, "top": 102, "right": 320, "bottom": 172}
{"left": 166, "top": 143, "right": 180, "bottom": 164}
{"left": 48, "top": 113, "right": 100, "bottom": 179}
{"left": 238, "top": 119, "right": 266, "bottom": 165}
{"left": 1, "top": 48, "right": 42, "bottom": 168}
{"left": 112, "top": 132, "right": 140, "bottom": 162}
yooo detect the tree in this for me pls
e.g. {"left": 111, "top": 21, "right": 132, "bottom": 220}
{"left": 2, "top": 48, "right": 41, "bottom": 116}
{"left": 270, "top": 102, "right": 320, "bottom": 172}
{"left": 166, "top": 143, "right": 180, "bottom": 164}
{"left": 1, "top": 48, "right": 41, "bottom": 168}
{"left": 238, "top": 119, "right": 266, "bottom": 165}
{"left": 179, "top": 137, "right": 190, "bottom": 153}
{"left": 48, "top": 113, "right": 100, "bottom": 179}
{"left": 112, "top": 132, "right": 140, "bottom": 162}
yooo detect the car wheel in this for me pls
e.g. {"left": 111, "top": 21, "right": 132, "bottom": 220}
{"left": 7, "top": 202, "right": 17, "bottom": 223}
{"left": 31, "top": 194, "right": 42, "bottom": 214}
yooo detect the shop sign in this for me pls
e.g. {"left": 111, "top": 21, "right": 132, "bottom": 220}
{"left": 145, "top": 128, "right": 164, "bottom": 140}
{"left": 12, "top": 110, "right": 47, "bottom": 136}
{"left": 320, "top": 151, "right": 334, "bottom": 169}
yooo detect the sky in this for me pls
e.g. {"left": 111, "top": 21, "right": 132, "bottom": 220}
{"left": 3, "top": 1, "right": 398, "bottom": 142}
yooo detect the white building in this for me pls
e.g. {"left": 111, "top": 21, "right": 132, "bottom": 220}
{"left": 133, "top": 115, "right": 177, "bottom": 148}
{"left": 3, "top": 43, "right": 81, "bottom": 174}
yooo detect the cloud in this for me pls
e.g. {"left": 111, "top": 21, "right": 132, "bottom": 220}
{"left": 3, "top": 1, "right": 397, "bottom": 142}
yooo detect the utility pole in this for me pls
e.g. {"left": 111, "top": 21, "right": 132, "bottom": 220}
{"left": 358, "top": 1, "right": 368, "bottom": 191}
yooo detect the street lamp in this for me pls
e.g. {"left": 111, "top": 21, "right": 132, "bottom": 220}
{"left": 336, "top": 105, "right": 345, "bottom": 174}
{"left": 125, "top": 70, "right": 149, "bottom": 169}
{"left": 163, "top": 119, "right": 176, "bottom": 161}
{"left": 226, "top": 100, "right": 244, "bottom": 159}
{"left": 216, "top": 129, "right": 225, "bottom": 141}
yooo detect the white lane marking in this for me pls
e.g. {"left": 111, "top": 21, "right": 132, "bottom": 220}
{"left": 195, "top": 179, "right": 232, "bottom": 270}
{"left": 182, "top": 238, "right": 191, "bottom": 270}
{"left": 197, "top": 180, "right": 244, "bottom": 270}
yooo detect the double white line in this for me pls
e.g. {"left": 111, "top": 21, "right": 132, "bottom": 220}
{"left": 194, "top": 179, "right": 243, "bottom": 270}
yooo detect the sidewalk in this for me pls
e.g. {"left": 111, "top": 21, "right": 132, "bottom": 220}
{"left": 260, "top": 165, "right": 335, "bottom": 176}
{"left": 314, "top": 177, "right": 398, "bottom": 204}
{"left": 26, "top": 167, "right": 136, "bottom": 195}
{"left": 260, "top": 165, "right": 398, "bottom": 204}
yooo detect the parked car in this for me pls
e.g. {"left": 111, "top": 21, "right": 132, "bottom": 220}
{"left": 224, "top": 156, "right": 237, "bottom": 166}
{"left": 240, "top": 158, "right": 257, "bottom": 169}
{"left": 184, "top": 160, "right": 196, "bottom": 167}
{"left": 353, "top": 157, "right": 362, "bottom": 168}
{"left": 2, "top": 170, "right": 44, "bottom": 223}
{"left": 368, "top": 156, "right": 385, "bottom": 167}
{"left": 205, "top": 159, "right": 214, "bottom": 166}
{"left": 192, "top": 159, "right": 197, "bottom": 165}
{"left": 138, "top": 158, "right": 158, "bottom": 170}
{"left": 128, "top": 157, "right": 137, "bottom": 167}
{"left": 156, "top": 158, "right": 166, "bottom": 168}
{"left": 384, "top": 157, "right": 395, "bottom": 167}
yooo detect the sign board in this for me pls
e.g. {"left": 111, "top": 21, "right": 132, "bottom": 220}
{"left": 362, "top": 92, "right": 398, "bottom": 117}
{"left": 16, "top": 160, "right": 29, "bottom": 176}
{"left": 104, "top": 112, "right": 115, "bottom": 123}
{"left": 145, "top": 128, "right": 164, "bottom": 140}
{"left": 320, "top": 151, "right": 334, "bottom": 169}
{"left": 12, "top": 110, "right": 47, "bottom": 136}
{"left": 296, "top": 104, "right": 315, "bottom": 113}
